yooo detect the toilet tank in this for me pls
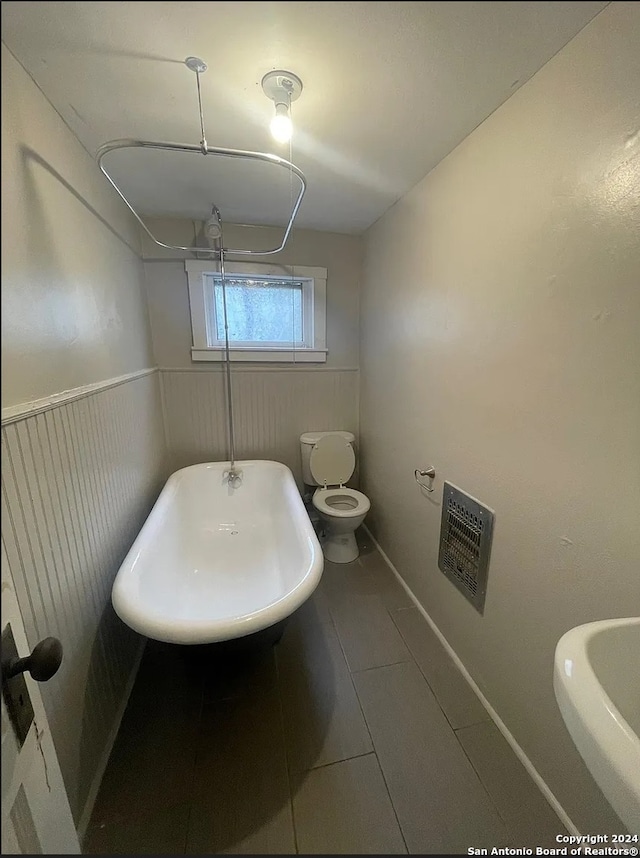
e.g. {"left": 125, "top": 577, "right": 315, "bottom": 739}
{"left": 300, "top": 431, "right": 356, "bottom": 486}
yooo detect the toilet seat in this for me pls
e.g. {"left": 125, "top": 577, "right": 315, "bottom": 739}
{"left": 312, "top": 487, "right": 370, "bottom": 519}
{"left": 309, "top": 434, "right": 355, "bottom": 488}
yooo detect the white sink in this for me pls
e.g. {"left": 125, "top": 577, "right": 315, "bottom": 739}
{"left": 554, "top": 617, "right": 640, "bottom": 831}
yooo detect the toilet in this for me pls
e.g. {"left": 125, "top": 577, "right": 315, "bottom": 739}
{"left": 300, "top": 431, "right": 370, "bottom": 564}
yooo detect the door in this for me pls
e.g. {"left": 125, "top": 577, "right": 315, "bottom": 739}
{"left": 1, "top": 544, "right": 80, "bottom": 854}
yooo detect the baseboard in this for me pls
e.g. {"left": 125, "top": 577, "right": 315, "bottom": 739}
{"left": 363, "top": 524, "right": 580, "bottom": 838}
{"left": 76, "top": 637, "right": 146, "bottom": 843}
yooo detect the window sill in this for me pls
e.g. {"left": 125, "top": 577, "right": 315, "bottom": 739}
{"left": 191, "top": 348, "right": 328, "bottom": 363}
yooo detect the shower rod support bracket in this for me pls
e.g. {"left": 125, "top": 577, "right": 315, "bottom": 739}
{"left": 185, "top": 57, "right": 209, "bottom": 153}
{"left": 185, "top": 56, "right": 207, "bottom": 74}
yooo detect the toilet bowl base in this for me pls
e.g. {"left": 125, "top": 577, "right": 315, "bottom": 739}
{"left": 321, "top": 530, "right": 359, "bottom": 564}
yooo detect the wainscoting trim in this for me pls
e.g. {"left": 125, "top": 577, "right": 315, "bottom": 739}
{"left": 158, "top": 365, "right": 359, "bottom": 373}
{"left": 1, "top": 367, "right": 158, "bottom": 426}
{"left": 363, "top": 524, "right": 581, "bottom": 838}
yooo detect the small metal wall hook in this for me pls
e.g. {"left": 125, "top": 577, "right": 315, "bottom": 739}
{"left": 415, "top": 467, "right": 436, "bottom": 493}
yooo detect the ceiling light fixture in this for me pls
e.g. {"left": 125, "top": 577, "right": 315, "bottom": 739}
{"left": 261, "top": 70, "right": 303, "bottom": 144}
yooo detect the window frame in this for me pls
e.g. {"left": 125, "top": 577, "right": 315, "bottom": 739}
{"left": 185, "top": 260, "right": 327, "bottom": 363}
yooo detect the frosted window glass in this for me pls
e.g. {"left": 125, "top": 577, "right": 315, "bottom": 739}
{"left": 213, "top": 278, "right": 303, "bottom": 343}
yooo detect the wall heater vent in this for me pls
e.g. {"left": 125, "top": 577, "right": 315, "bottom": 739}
{"left": 438, "top": 482, "right": 494, "bottom": 614}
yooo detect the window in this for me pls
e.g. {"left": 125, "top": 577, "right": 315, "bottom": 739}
{"left": 185, "top": 261, "right": 327, "bottom": 362}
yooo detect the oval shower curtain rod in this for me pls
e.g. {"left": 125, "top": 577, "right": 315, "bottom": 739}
{"left": 95, "top": 56, "right": 307, "bottom": 257}
{"left": 96, "top": 138, "right": 306, "bottom": 257}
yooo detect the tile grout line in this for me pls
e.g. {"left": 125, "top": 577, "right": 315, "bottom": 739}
{"left": 344, "top": 547, "right": 507, "bottom": 847}
{"left": 317, "top": 576, "right": 395, "bottom": 804}
{"left": 382, "top": 567, "right": 554, "bottom": 838}
{"left": 349, "top": 669, "right": 410, "bottom": 854}
{"left": 449, "top": 725, "right": 515, "bottom": 837}
{"left": 387, "top": 605, "right": 489, "bottom": 734}
{"left": 286, "top": 579, "right": 409, "bottom": 846}
{"left": 321, "top": 583, "right": 380, "bottom": 759}
{"left": 350, "top": 583, "right": 506, "bottom": 850}
{"left": 321, "top": 559, "right": 415, "bottom": 677}
{"left": 298, "top": 750, "right": 376, "bottom": 774}
{"left": 453, "top": 717, "right": 496, "bottom": 732}
{"left": 327, "top": 553, "right": 410, "bottom": 855}
{"left": 349, "top": 657, "right": 413, "bottom": 675}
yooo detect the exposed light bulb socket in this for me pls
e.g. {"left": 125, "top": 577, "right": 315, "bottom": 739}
{"left": 262, "top": 69, "right": 302, "bottom": 143}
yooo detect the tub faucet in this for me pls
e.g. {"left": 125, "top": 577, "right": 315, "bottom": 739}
{"left": 224, "top": 467, "right": 242, "bottom": 488}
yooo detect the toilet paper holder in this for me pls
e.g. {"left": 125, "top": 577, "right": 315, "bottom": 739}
{"left": 415, "top": 467, "right": 436, "bottom": 493}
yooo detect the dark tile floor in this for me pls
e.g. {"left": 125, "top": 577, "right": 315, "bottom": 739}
{"left": 85, "top": 530, "right": 565, "bottom": 854}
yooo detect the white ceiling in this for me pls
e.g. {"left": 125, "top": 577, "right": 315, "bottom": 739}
{"left": 2, "top": 1, "right": 608, "bottom": 234}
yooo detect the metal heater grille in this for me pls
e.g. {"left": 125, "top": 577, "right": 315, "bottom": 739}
{"left": 438, "top": 482, "right": 494, "bottom": 614}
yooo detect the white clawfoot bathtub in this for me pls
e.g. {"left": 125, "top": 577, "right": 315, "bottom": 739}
{"left": 112, "top": 461, "right": 323, "bottom": 644}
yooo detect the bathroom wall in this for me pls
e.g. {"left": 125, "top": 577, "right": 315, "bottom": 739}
{"left": 359, "top": 0, "right": 639, "bottom": 834}
{"left": 1, "top": 44, "right": 166, "bottom": 826}
{"left": 142, "top": 218, "right": 362, "bottom": 482}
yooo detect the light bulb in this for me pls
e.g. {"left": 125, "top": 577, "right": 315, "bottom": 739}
{"left": 270, "top": 102, "right": 292, "bottom": 143}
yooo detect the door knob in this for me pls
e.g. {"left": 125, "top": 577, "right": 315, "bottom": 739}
{"left": 3, "top": 636, "right": 63, "bottom": 682}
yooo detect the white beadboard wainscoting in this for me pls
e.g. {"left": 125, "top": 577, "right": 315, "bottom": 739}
{"left": 160, "top": 367, "right": 360, "bottom": 484}
{"left": 1, "top": 370, "right": 167, "bottom": 829}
